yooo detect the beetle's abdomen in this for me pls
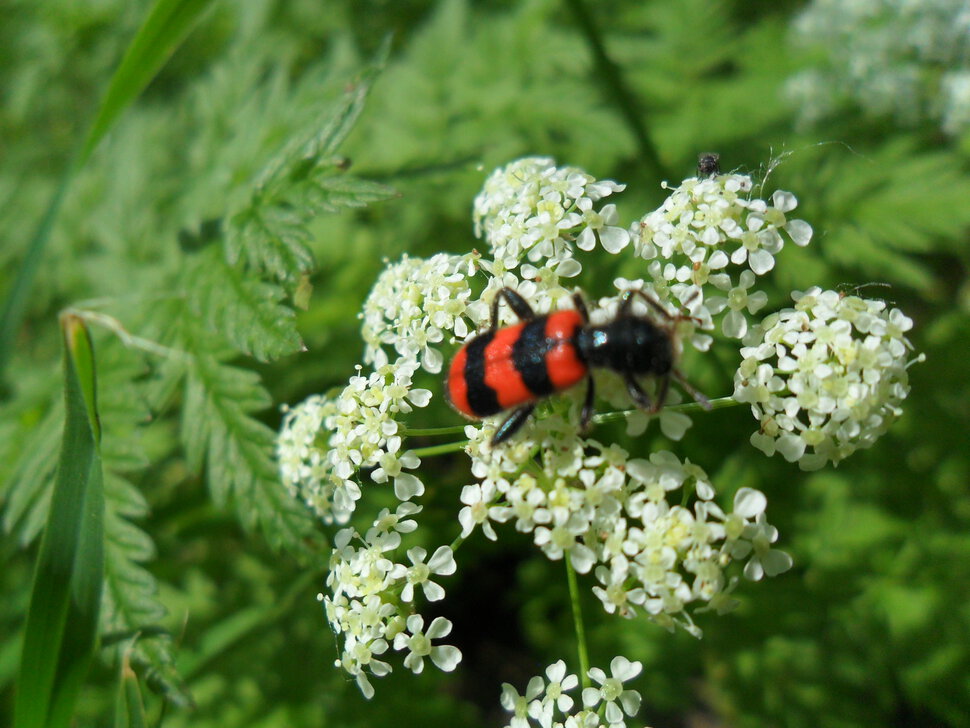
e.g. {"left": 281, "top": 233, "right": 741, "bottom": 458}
{"left": 446, "top": 310, "right": 587, "bottom": 419}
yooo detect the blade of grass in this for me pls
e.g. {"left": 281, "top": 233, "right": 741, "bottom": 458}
{"left": 14, "top": 314, "right": 105, "bottom": 728}
{"left": 113, "top": 650, "right": 147, "bottom": 728}
{"left": 0, "top": 0, "right": 215, "bottom": 383}
{"left": 78, "top": 0, "right": 216, "bottom": 166}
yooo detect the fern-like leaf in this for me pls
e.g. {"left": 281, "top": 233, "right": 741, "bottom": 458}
{"left": 182, "top": 335, "right": 319, "bottom": 555}
{"left": 100, "top": 472, "right": 190, "bottom": 707}
{"left": 186, "top": 248, "right": 304, "bottom": 363}
{"left": 225, "top": 39, "right": 394, "bottom": 284}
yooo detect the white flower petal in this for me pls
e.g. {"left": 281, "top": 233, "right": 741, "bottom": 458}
{"left": 394, "top": 473, "right": 425, "bottom": 500}
{"left": 600, "top": 226, "right": 631, "bottom": 253}
{"left": 733, "top": 488, "right": 767, "bottom": 518}
{"left": 431, "top": 645, "right": 462, "bottom": 672}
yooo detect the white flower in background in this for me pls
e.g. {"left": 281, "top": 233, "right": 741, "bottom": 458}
{"left": 941, "top": 70, "right": 970, "bottom": 135}
{"left": 500, "top": 659, "right": 636, "bottom": 728}
{"left": 735, "top": 287, "right": 920, "bottom": 470}
{"left": 277, "top": 358, "right": 430, "bottom": 523}
{"left": 361, "top": 252, "right": 476, "bottom": 373}
{"left": 501, "top": 677, "right": 545, "bottom": 728}
{"left": 632, "top": 173, "right": 812, "bottom": 342}
{"left": 787, "top": 0, "right": 970, "bottom": 134}
{"left": 473, "top": 157, "right": 628, "bottom": 279}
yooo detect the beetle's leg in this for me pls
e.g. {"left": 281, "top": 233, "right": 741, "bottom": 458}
{"left": 625, "top": 375, "right": 654, "bottom": 411}
{"left": 490, "top": 287, "right": 535, "bottom": 331}
{"left": 572, "top": 291, "right": 590, "bottom": 323}
{"left": 652, "top": 374, "right": 670, "bottom": 413}
{"left": 672, "top": 368, "right": 712, "bottom": 410}
{"left": 580, "top": 376, "right": 596, "bottom": 431}
{"left": 492, "top": 404, "right": 536, "bottom": 445}
{"left": 619, "top": 288, "right": 674, "bottom": 321}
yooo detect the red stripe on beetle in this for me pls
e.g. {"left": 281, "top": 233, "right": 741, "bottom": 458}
{"left": 447, "top": 346, "right": 472, "bottom": 417}
{"left": 545, "top": 311, "right": 587, "bottom": 390}
{"left": 484, "top": 322, "right": 533, "bottom": 410}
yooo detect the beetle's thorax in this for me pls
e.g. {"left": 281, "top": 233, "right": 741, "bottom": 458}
{"left": 576, "top": 316, "right": 674, "bottom": 376}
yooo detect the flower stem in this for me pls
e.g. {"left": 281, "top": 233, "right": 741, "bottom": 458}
{"left": 565, "top": 558, "right": 591, "bottom": 689}
{"left": 408, "top": 440, "right": 470, "bottom": 457}
{"left": 448, "top": 533, "right": 467, "bottom": 553}
{"left": 403, "top": 425, "right": 468, "bottom": 437}
{"left": 590, "top": 394, "right": 742, "bottom": 426}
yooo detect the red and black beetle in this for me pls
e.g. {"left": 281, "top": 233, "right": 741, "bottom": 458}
{"left": 446, "top": 287, "right": 711, "bottom": 444}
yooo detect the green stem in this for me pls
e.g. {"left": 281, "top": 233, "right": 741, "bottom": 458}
{"left": 403, "top": 425, "right": 468, "bottom": 437}
{"left": 565, "top": 558, "right": 591, "bottom": 689}
{"left": 448, "top": 533, "right": 467, "bottom": 553}
{"left": 562, "top": 0, "right": 669, "bottom": 181}
{"left": 408, "top": 440, "right": 470, "bottom": 458}
{"left": 590, "top": 395, "right": 742, "bottom": 426}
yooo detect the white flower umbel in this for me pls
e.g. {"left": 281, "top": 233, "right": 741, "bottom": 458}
{"left": 735, "top": 287, "right": 919, "bottom": 470}
{"left": 276, "top": 358, "right": 431, "bottom": 524}
{"left": 473, "top": 157, "right": 628, "bottom": 279}
{"left": 462, "top": 428, "right": 789, "bottom": 634}
{"left": 361, "top": 253, "right": 476, "bottom": 373}
{"left": 499, "top": 658, "right": 636, "bottom": 728}
{"left": 322, "top": 508, "right": 460, "bottom": 698}
{"left": 786, "top": 0, "right": 970, "bottom": 134}
{"left": 632, "top": 173, "right": 812, "bottom": 342}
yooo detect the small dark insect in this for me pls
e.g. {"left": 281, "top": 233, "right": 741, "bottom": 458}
{"left": 446, "top": 288, "right": 711, "bottom": 445}
{"left": 697, "top": 153, "right": 720, "bottom": 177}
{"left": 837, "top": 281, "right": 894, "bottom": 304}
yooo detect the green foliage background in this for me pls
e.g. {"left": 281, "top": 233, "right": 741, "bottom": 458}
{"left": 2, "top": 1, "right": 969, "bottom": 726}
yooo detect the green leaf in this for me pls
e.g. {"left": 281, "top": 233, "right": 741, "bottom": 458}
{"left": 186, "top": 248, "right": 305, "bottom": 363}
{"left": 78, "top": 0, "right": 216, "bottom": 166}
{"left": 303, "top": 174, "right": 399, "bottom": 213}
{"left": 101, "top": 471, "right": 191, "bottom": 707}
{"left": 1, "top": 402, "right": 62, "bottom": 544}
{"left": 0, "top": 0, "right": 215, "bottom": 383}
{"left": 15, "top": 314, "right": 105, "bottom": 728}
{"left": 182, "top": 339, "right": 320, "bottom": 555}
{"left": 113, "top": 650, "right": 147, "bottom": 728}
{"left": 224, "top": 38, "right": 395, "bottom": 284}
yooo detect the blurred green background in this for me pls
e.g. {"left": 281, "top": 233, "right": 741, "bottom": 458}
{"left": 2, "top": 0, "right": 969, "bottom": 726}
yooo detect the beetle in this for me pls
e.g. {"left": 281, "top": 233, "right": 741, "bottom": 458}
{"left": 446, "top": 287, "right": 711, "bottom": 444}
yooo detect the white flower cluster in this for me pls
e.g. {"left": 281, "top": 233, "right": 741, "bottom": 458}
{"left": 735, "top": 287, "right": 919, "bottom": 470}
{"left": 279, "top": 252, "right": 481, "bottom": 525}
{"left": 786, "top": 0, "right": 970, "bottom": 134}
{"left": 277, "top": 359, "right": 431, "bottom": 524}
{"left": 361, "top": 252, "right": 476, "bottom": 373}
{"left": 473, "top": 157, "right": 629, "bottom": 280}
{"left": 500, "top": 657, "right": 643, "bottom": 728}
{"left": 459, "top": 426, "right": 791, "bottom": 635}
{"left": 276, "top": 155, "right": 880, "bottom": 701}
{"left": 632, "top": 174, "right": 812, "bottom": 341}
{"left": 320, "top": 503, "right": 460, "bottom": 699}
